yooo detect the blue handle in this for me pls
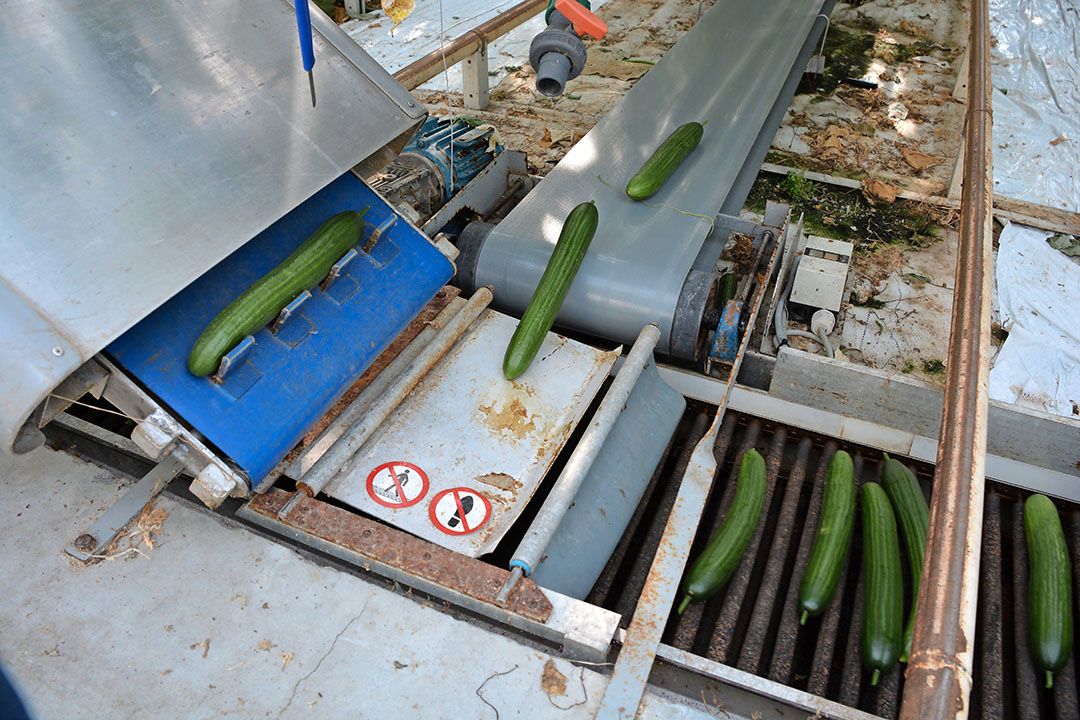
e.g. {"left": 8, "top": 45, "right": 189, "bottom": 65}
{"left": 295, "top": 0, "right": 315, "bottom": 72}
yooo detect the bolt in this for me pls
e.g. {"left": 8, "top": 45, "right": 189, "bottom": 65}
{"left": 407, "top": 99, "right": 416, "bottom": 107}
{"left": 74, "top": 534, "right": 96, "bottom": 552}
{"left": 52, "top": 346, "right": 64, "bottom": 357}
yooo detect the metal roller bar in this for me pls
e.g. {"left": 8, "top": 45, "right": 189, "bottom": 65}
{"left": 280, "top": 287, "right": 493, "bottom": 518}
{"left": 900, "top": 0, "right": 994, "bottom": 714}
{"left": 497, "top": 324, "right": 661, "bottom": 603}
{"left": 284, "top": 296, "right": 468, "bottom": 478}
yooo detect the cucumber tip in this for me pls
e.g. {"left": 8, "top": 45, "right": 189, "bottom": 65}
{"left": 870, "top": 669, "right": 880, "bottom": 686}
{"left": 1046, "top": 671, "right": 1054, "bottom": 689}
{"left": 677, "top": 596, "right": 691, "bottom": 615}
{"left": 799, "top": 611, "right": 808, "bottom": 626}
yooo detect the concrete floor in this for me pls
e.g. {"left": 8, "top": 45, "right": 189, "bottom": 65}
{"left": 0, "top": 447, "right": 708, "bottom": 720}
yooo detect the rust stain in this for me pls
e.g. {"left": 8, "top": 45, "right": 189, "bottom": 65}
{"left": 475, "top": 472, "right": 521, "bottom": 493}
{"left": 478, "top": 397, "right": 536, "bottom": 438}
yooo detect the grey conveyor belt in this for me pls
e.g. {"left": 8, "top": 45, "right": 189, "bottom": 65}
{"left": 472, "top": 0, "right": 825, "bottom": 354}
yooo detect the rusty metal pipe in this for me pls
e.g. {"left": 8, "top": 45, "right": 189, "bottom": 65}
{"left": 394, "top": 0, "right": 548, "bottom": 90}
{"left": 899, "top": 0, "right": 993, "bottom": 717}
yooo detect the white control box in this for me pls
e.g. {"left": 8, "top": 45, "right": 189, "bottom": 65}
{"left": 789, "top": 235, "right": 854, "bottom": 312}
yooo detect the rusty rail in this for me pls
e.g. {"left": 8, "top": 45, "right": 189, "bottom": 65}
{"left": 899, "top": 0, "right": 993, "bottom": 717}
{"left": 393, "top": 0, "right": 547, "bottom": 90}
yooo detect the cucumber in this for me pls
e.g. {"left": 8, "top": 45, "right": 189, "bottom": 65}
{"left": 881, "top": 453, "right": 929, "bottom": 662}
{"left": 677, "top": 448, "right": 766, "bottom": 614}
{"left": 799, "top": 450, "right": 856, "bottom": 624}
{"left": 1024, "top": 493, "right": 1074, "bottom": 689}
{"left": 625, "top": 122, "right": 704, "bottom": 201}
{"left": 860, "top": 482, "right": 903, "bottom": 686}
{"left": 188, "top": 210, "right": 366, "bottom": 377}
{"left": 503, "top": 201, "right": 598, "bottom": 380}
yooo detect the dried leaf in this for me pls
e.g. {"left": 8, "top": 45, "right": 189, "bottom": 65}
{"left": 584, "top": 57, "right": 650, "bottom": 81}
{"left": 382, "top": 0, "right": 414, "bottom": 30}
{"left": 280, "top": 652, "right": 294, "bottom": 672}
{"left": 257, "top": 639, "right": 275, "bottom": 652}
{"left": 900, "top": 147, "right": 942, "bottom": 171}
{"left": 540, "top": 659, "right": 567, "bottom": 697}
{"left": 863, "top": 178, "right": 898, "bottom": 204}
{"left": 1050, "top": 135, "right": 1068, "bottom": 146}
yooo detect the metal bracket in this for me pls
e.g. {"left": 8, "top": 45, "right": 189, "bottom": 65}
{"left": 271, "top": 290, "right": 312, "bottom": 333}
{"left": 364, "top": 215, "right": 397, "bottom": 253}
{"left": 65, "top": 455, "right": 185, "bottom": 562}
{"left": 319, "top": 250, "right": 358, "bottom": 291}
{"left": 211, "top": 335, "right": 256, "bottom": 384}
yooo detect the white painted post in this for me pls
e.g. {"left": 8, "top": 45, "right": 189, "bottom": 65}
{"left": 462, "top": 44, "right": 490, "bottom": 110}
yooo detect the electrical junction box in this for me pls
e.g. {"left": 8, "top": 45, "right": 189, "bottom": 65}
{"left": 789, "top": 235, "right": 854, "bottom": 312}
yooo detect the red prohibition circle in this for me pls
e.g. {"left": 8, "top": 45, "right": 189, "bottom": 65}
{"left": 428, "top": 487, "right": 492, "bottom": 536}
{"left": 366, "top": 461, "right": 429, "bottom": 509}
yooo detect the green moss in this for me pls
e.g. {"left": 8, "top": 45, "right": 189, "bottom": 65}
{"left": 745, "top": 170, "right": 942, "bottom": 248}
{"left": 780, "top": 171, "right": 815, "bottom": 203}
{"left": 922, "top": 359, "right": 946, "bottom": 374}
{"left": 901, "top": 359, "right": 916, "bottom": 374}
{"left": 850, "top": 292, "right": 888, "bottom": 309}
{"left": 798, "top": 26, "right": 875, "bottom": 95}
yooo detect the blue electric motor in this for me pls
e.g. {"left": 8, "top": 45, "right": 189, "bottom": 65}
{"left": 371, "top": 117, "right": 502, "bottom": 221}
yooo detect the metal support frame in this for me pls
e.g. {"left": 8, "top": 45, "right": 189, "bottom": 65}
{"left": 394, "top": 0, "right": 547, "bottom": 90}
{"left": 462, "top": 44, "right": 491, "bottom": 110}
{"left": 901, "top": 0, "right": 993, "bottom": 716}
{"left": 595, "top": 229, "right": 783, "bottom": 719}
{"left": 238, "top": 493, "right": 621, "bottom": 662}
{"left": 65, "top": 456, "right": 185, "bottom": 562}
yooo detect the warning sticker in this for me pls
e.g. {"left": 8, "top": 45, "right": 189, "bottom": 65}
{"left": 366, "top": 461, "right": 429, "bottom": 509}
{"left": 428, "top": 487, "right": 492, "bottom": 536}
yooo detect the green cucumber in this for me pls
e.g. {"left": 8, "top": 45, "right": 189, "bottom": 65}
{"left": 677, "top": 448, "right": 766, "bottom": 614}
{"left": 799, "top": 450, "right": 856, "bottom": 624}
{"left": 503, "top": 201, "right": 598, "bottom": 380}
{"left": 881, "top": 453, "right": 929, "bottom": 662}
{"left": 626, "top": 122, "right": 704, "bottom": 201}
{"left": 1024, "top": 493, "right": 1074, "bottom": 689}
{"left": 860, "top": 482, "right": 903, "bottom": 686}
{"left": 188, "top": 210, "right": 366, "bottom": 377}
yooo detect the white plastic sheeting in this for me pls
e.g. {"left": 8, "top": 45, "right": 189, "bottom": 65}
{"left": 988, "top": 223, "right": 1080, "bottom": 418}
{"left": 990, "top": 0, "right": 1080, "bottom": 212}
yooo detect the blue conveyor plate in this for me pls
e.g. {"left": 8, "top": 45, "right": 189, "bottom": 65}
{"left": 107, "top": 174, "right": 453, "bottom": 486}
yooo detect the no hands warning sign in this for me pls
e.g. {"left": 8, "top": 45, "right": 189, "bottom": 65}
{"left": 366, "top": 461, "right": 429, "bottom": 508}
{"left": 428, "top": 487, "right": 491, "bottom": 535}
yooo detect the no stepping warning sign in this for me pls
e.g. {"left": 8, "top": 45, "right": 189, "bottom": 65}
{"left": 428, "top": 487, "right": 491, "bottom": 536}
{"left": 366, "top": 461, "right": 429, "bottom": 509}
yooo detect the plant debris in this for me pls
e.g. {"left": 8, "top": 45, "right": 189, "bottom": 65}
{"left": 540, "top": 660, "right": 567, "bottom": 697}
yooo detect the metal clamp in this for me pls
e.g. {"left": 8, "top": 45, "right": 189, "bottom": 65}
{"left": 364, "top": 215, "right": 397, "bottom": 253}
{"left": 270, "top": 290, "right": 312, "bottom": 333}
{"left": 211, "top": 335, "right": 256, "bottom": 384}
{"left": 319, "top": 250, "right": 358, "bottom": 291}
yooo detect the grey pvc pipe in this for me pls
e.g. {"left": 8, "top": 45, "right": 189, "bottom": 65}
{"left": 497, "top": 324, "right": 661, "bottom": 603}
{"left": 279, "top": 287, "right": 492, "bottom": 519}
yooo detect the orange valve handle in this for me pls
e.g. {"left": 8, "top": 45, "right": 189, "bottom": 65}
{"left": 555, "top": 0, "right": 607, "bottom": 39}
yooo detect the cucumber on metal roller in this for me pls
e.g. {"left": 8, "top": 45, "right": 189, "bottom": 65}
{"left": 503, "top": 200, "right": 599, "bottom": 380}
{"left": 798, "top": 450, "right": 856, "bottom": 624}
{"left": 188, "top": 210, "right": 367, "bottom": 377}
{"left": 880, "top": 453, "right": 929, "bottom": 663}
{"left": 1024, "top": 493, "right": 1074, "bottom": 689}
{"left": 677, "top": 448, "right": 766, "bottom": 614}
{"left": 860, "top": 482, "right": 903, "bottom": 686}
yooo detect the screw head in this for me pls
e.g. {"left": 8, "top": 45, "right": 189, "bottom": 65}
{"left": 74, "top": 534, "right": 96, "bottom": 551}
{"left": 407, "top": 100, "right": 416, "bottom": 107}
{"left": 51, "top": 346, "right": 64, "bottom": 357}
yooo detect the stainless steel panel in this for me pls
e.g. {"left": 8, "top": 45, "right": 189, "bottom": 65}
{"left": 473, "top": 0, "right": 824, "bottom": 353}
{"left": 0, "top": 0, "right": 422, "bottom": 452}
